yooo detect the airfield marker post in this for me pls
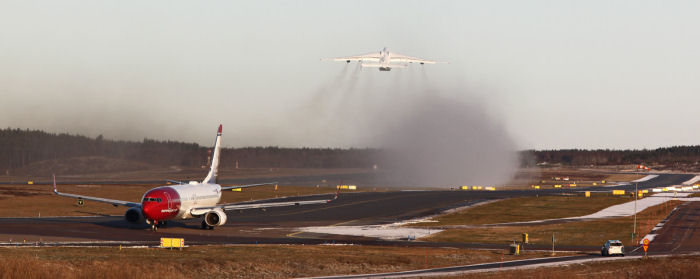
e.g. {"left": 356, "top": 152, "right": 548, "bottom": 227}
{"left": 424, "top": 249, "right": 427, "bottom": 269}
{"left": 500, "top": 250, "right": 504, "bottom": 268}
{"left": 551, "top": 233, "right": 555, "bottom": 255}
{"left": 633, "top": 182, "right": 638, "bottom": 243}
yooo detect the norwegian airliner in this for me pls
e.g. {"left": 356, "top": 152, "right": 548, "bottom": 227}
{"left": 53, "top": 125, "right": 335, "bottom": 231}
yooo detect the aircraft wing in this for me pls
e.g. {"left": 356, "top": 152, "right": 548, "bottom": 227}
{"left": 52, "top": 175, "right": 141, "bottom": 208}
{"left": 220, "top": 182, "right": 278, "bottom": 191}
{"left": 326, "top": 51, "right": 382, "bottom": 62}
{"left": 189, "top": 196, "right": 335, "bottom": 216}
{"left": 389, "top": 53, "right": 439, "bottom": 64}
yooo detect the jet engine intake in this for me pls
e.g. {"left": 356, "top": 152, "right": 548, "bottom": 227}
{"left": 204, "top": 208, "right": 227, "bottom": 227}
{"left": 125, "top": 207, "right": 145, "bottom": 224}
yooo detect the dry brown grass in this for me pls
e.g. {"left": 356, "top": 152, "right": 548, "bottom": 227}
{"left": 0, "top": 245, "right": 569, "bottom": 279}
{"left": 416, "top": 195, "right": 630, "bottom": 226}
{"left": 503, "top": 168, "right": 645, "bottom": 190}
{"left": 437, "top": 255, "right": 700, "bottom": 279}
{"left": 425, "top": 200, "right": 683, "bottom": 247}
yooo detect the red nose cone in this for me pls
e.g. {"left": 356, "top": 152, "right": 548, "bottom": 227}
{"left": 141, "top": 187, "right": 181, "bottom": 221}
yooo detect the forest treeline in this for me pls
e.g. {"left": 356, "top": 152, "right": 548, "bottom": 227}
{"left": 0, "top": 128, "right": 376, "bottom": 172}
{"left": 528, "top": 147, "right": 700, "bottom": 167}
{"left": 2, "top": 128, "right": 699, "bottom": 172}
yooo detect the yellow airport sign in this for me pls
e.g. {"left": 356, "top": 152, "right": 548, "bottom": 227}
{"left": 231, "top": 188, "right": 242, "bottom": 192}
{"left": 27, "top": 181, "right": 34, "bottom": 185}
{"left": 554, "top": 184, "right": 562, "bottom": 188}
{"left": 612, "top": 190, "right": 625, "bottom": 195}
{"left": 160, "top": 238, "right": 184, "bottom": 249}
{"left": 569, "top": 183, "right": 577, "bottom": 187}
{"left": 585, "top": 191, "right": 590, "bottom": 197}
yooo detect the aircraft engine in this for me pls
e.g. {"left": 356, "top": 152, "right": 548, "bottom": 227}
{"left": 204, "top": 208, "right": 227, "bottom": 227}
{"left": 124, "top": 207, "right": 144, "bottom": 224}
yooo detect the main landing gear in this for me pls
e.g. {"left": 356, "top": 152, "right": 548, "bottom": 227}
{"left": 149, "top": 220, "right": 168, "bottom": 231}
{"left": 201, "top": 220, "right": 214, "bottom": 230}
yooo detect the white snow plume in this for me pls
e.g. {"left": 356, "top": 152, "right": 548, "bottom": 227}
{"left": 289, "top": 69, "right": 519, "bottom": 188}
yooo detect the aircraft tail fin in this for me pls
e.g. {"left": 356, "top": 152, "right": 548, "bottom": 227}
{"left": 202, "top": 124, "right": 222, "bottom": 184}
{"left": 53, "top": 174, "right": 58, "bottom": 193}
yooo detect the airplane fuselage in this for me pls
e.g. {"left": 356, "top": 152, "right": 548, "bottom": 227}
{"left": 140, "top": 182, "right": 222, "bottom": 222}
{"left": 378, "top": 48, "right": 392, "bottom": 71}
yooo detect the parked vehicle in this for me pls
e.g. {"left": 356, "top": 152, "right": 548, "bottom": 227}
{"left": 601, "top": 240, "right": 625, "bottom": 256}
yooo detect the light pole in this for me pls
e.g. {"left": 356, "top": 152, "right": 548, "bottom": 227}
{"left": 633, "top": 182, "right": 638, "bottom": 243}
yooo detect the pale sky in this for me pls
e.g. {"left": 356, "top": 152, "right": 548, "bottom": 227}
{"left": 1, "top": 1, "right": 699, "bottom": 150}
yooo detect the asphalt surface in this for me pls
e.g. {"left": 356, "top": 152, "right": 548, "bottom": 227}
{"left": 648, "top": 200, "right": 700, "bottom": 254}
{"left": 1, "top": 173, "right": 697, "bottom": 278}
{"left": 0, "top": 173, "right": 694, "bottom": 251}
{"left": 0, "top": 190, "right": 516, "bottom": 245}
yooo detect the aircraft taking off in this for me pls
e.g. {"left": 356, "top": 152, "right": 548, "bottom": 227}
{"left": 325, "top": 47, "right": 443, "bottom": 71}
{"left": 53, "top": 125, "right": 336, "bottom": 231}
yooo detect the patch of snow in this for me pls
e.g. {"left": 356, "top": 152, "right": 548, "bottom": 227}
{"left": 682, "top": 175, "right": 700, "bottom": 185}
{"left": 631, "top": 175, "right": 658, "bottom": 182}
{"left": 482, "top": 193, "right": 700, "bottom": 226}
{"left": 297, "top": 199, "right": 497, "bottom": 240}
{"left": 300, "top": 225, "right": 441, "bottom": 240}
{"left": 639, "top": 234, "right": 657, "bottom": 244}
{"left": 575, "top": 194, "right": 699, "bottom": 219}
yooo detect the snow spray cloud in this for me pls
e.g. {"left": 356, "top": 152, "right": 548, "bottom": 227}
{"left": 294, "top": 68, "right": 519, "bottom": 188}
{"left": 372, "top": 92, "right": 519, "bottom": 187}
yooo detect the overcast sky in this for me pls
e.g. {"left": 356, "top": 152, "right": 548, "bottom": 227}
{"left": 1, "top": 1, "right": 699, "bottom": 150}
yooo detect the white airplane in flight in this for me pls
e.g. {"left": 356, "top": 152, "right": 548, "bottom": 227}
{"left": 326, "top": 47, "right": 443, "bottom": 71}
{"left": 53, "top": 125, "right": 336, "bottom": 231}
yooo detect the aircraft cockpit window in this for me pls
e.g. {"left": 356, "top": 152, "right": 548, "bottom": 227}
{"left": 143, "top": 197, "right": 161, "bottom": 202}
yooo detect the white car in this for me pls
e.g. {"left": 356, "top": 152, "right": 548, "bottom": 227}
{"left": 601, "top": 240, "right": 625, "bottom": 256}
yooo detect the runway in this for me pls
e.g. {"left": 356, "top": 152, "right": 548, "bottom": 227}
{"left": 648, "top": 200, "right": 700, "bottom": 254}
{"left": 0, "top": 173, "right": 692, "bottom": 249}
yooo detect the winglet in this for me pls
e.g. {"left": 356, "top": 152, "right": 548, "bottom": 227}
{"left": 52, "top": 174, "right": 58, "bottom": 194}
{"left": 218, "top": 124, "right": 222, "bottom": 135}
